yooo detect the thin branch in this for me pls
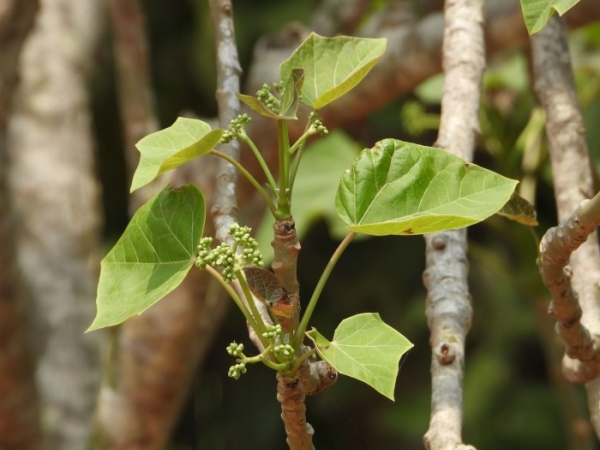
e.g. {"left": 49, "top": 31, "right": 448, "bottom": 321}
{"left": 209, "top": 0, "right": 242, "bottom": 243}
{"left": 538, "top": 193, "right": 600, "bottom": 366}
{"left": 531, "top": 14, "right": 600, "bottom": 438}
{"left": 422, "top": 0, "right": 484, "bottom": 449}
{"left": 276, "top": 373, "right": 315, "bottom": 450}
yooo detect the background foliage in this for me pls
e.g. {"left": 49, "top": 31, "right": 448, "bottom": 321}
{"left": 91, "top": 1, "right": 600, "bottom": 449}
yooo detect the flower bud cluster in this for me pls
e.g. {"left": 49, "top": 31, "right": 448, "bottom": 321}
{"left": 274, "top": 344, "right": 295, "bottom": 361}
{"left": 257, "top": 84, "right": 280, "bottom": 114}
{"left": 229, "top": 223, "right": 263, "bottom": 267}
{"left": 196, "top": 224, "right": 263, "bottom": 282}
{"left": 221, "top": 113, "right": 251, "bottom": 143}
{"left": 309, "top": 112, "right": 328, "bottom": 135}
{"left": 262, "top": 324, "right": 283, "bottom": 340}
{"left": 226, "top": 342, "right": 245, "bottom": 358}
{"left": 228, "top": 362, "right": 247, "bottom": 380}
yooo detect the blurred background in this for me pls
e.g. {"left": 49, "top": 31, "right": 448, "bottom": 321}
{"left": 4, "top": 0, "right": 600, "bottom": 449}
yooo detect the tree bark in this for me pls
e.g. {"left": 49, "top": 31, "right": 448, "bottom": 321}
{"left": 531, "top": 14, "right": 600, "bottom": 439}
{"left": 7, "top": 1, "right": 105, "bottom": 448}
{"left": 422, "top": 0, "right": 485, "bottom": 449}
{"left": 0, "top": 1, "right": 41, "bottom": 449}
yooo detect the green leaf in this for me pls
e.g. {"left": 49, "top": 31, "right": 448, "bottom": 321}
{"left": 336, "top": 139, "right": 518, "bottom": 236}
{"left": 88, "top": 185, "right": 205, "bottom": 331}
{"left": 256, "top": 131, "right": 361, "bottom": 262}
{"left": 519, "top": 0, "right": 580, "bottom": 34}
{"left": 306, "top": 313, "right": 413, "bottom": 400}
{"left": 237, "top": 94, "right": 282, "bottom": 120}
{"left": 280, "top": 33, "right": 386, "bottom": 110}
{"left": 497, "top": 192, "right": 538, "bottom": 226}
{"left": 279, "top": 68, "right": 305, "bottom": 119}
{"left": 131, "top": 118, "right": 223, "bottom": 192}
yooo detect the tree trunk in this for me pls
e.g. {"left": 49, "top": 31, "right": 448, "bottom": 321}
{"left": 0, "top": 1, "right": 41, "bottom": 449}
{"left": 7, "top": 1, "right": 105, "bottom": 448}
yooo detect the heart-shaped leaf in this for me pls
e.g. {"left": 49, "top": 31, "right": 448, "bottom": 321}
{"left": 131, "top": 117, "right": 223, "bottom": 192}
{"left": 243, "top": 267, "right": 285, "bottom": 304}
{"left": 88, "top": 184, "right": 205, "bottom": 331}
{"left": 306, "top": 313, "right": 413, "bottom": 400}
{"left": 519, "top": 0, "right": 579, "bottom": 34}
{"left": 336, "top": 139, "right": 518, "bottom": 236}
{"left": 497, "top": 192, "right": 538, "bottom": 226}
{"left": 280, "top": 33, "right": 386, "bottom": 110}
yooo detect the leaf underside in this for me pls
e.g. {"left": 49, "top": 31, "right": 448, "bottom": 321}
{"left": 243, "top": 267, "right": 285, "bottom": 304}
{"left": 519, "top": 0, "right": 580, "bottom": 34}
{"left": 497, "top": 192, "right": 538, "bottom": 226}
{"left": 280, "top": 33, "right": 387, "bottom": 110}
{"left": 131, "top": 117, "right": 223, "bottom": 192}
{"left": 88, "top": 184, "right": 206, "bottom": 331}
{"left": 307, "top": 313, "right": 413, "bottom": 400}
{"left": 335, "top": 139, "right": 518, "bottom": 236}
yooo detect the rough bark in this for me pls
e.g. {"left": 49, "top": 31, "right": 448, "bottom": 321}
{"left": 6, "top": 1, "right": 105, "bottom": 449}
{"left": 0, "top": 1, "right": 41, "bottom": 449}
{"left": 531, "top": 14, "right": 600, "bottom": 439}
{"left": 422, "top": 0, "right": 484, "bottom": 449}
{"left": 276, "top": 373, "right": 315, "bottom": 450}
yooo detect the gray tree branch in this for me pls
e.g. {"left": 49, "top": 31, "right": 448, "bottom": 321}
{"left": 422, "top": 0, "right": 484, "bottom": 449}
{"left": 531, "top": 14, "right": 600, "bottom": 439}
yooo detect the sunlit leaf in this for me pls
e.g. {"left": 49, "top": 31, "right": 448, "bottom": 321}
{"left": 497, "top": 192, "right": 538, "bottom": 226}
{"left": 131, "top": 118, "right": 223, "bottom": 192}
{"left": 306, "top": 313, "right": 413, "bottom": 400}
{"left": 280, "top": 33, "right": 386, "bottom": 110}
{"left": 88, "top": 185, "right": 205, "bottom": 331}
{"left": 519, "top": 0, "right": 580, "bottom": 34}
{"left": 243, "top": 267, "right": 285, "bottom": 304}
{"left": 336, "top": 139, "right": 518, "bottom": 236}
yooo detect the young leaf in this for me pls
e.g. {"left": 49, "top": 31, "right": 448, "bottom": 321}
{"left": 243, "top": 267, "right": 285, "bottom": 304}
{"left": 237, "top": 94, "right": 282, "bottom": 120}
{"left": 131, "top": 117, "right": 223, "bottom": 192}
{"left": 306, "top": 313, "right": 413, "bottom": 400}
{"left": 519, "top": 0, "right": 580, "bottom": 35}
{"left": 280, "top": 33, "right": 386, "bottom": 110}
{"left": 279, "top": 68, "right": 305, "bottom": 119}
{"left": 336, "top": 139, "right": 518, "bottom": 236}
{"left": 497, "top": 192, "right": 538, "bottom": 226}
{"left": 87, "top": 184, "right": 205, "bottom": 331}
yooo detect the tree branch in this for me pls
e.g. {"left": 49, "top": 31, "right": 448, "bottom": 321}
{"left": 422, "top": 0, "right": 484, "bottom": 449}
{"left": 531, "top": 14, "right": 600, "bottom": 438}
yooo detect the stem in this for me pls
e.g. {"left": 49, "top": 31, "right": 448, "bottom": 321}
{"left": 277, "top": 120, "right": 291, "bottom": 217}
{"left": 205, "top": 265, "right": 263, "bottom": 340}
{"left": 288, "top": 126, "right": 316, "bottom": 193}
{"left": 286, "top": 348, "right": 317, "bottom": 377}
{"left": 238, "top": 131, "right": 278, "bottom": 192}
{"left": 294, "top": 231, "right": 357, "bottom": 349}
{"left": 235, "top": 268, "right": 267, "bottom": 335}
{"left": 210, "top": 149, "right": 277, "bottom": 215}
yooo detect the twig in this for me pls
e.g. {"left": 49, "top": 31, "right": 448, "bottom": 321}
{"left": 531, "top": 14, "right": 600, "bottom": 438}
{"left": 209, "top": 0, "right": 242, "bottom": 243}
{"left": 422, "top": 0, "right": 484, "bottom": 449}
{"left": 276, "top": 373, "right": 315, "bottom": 450}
